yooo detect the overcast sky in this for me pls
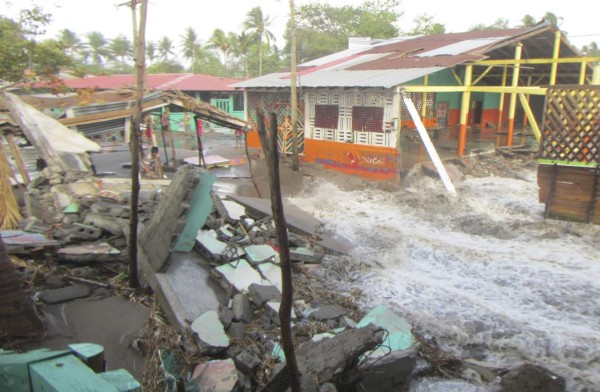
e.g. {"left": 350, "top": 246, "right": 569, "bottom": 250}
{"left": 4, "top": 0, "right": 599, "bottom": 49}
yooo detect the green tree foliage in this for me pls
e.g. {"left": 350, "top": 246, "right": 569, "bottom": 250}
{"left": 147, "top": 59, "right": 184, "bottom": 74}
{"left": 408, "top": 13, "right": 446, "bottom": 35}
{"left": 158, "top": 36, "right": 176, "bottom": 61}
{"left": 0, "top": 8, "right": 70, "bottom": 83}
{"left": 208, "top": 28, "right": 235, "bottom": 67}
{"left": 57, "top": 28, "right": 84, "bottom": 57}
{"left": 146, "top": 40, "right": 157, "bottom": 64}
{"left": 289, "top": 0, "right": 401, "bottom": 62}
{"left": 520, "top": 12, "right": 562, "bottom": 27}
{"left": 180, "top": 27, "right": 200, "bottom": 71}
{"left": 469, "top": 18, "right": 509, "bottom": 31}
{"left": 581, "top": 42, "right": 600, "bottom": 59}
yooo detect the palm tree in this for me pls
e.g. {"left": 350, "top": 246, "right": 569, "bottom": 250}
{"left": 232, "top": 31, "right": 252, "bottom": 77}
{"left": 208, "top": 28, "right": 234, "bottom": 68}
{"left": 520, "top": 14, "right": 537, "bottom": 27}
{"left": 84, "top": 31, "right": 111, "bottom": 65}
{"left": 109, "top": 34, "right": 132, "bottom": 65}
{"left": 157, "top": 36, "right": 175, "bottom": 62}
{"left": 180, "top": 27, "right": 200, "bottom": 72}
{"left": 57, "top": 28, "right": 83, "bottom": 58}
{"left": 146, "top": 40, "right": 157, "bottom": 64}
{"left": 243, "top": 6, "right": 276, "bottom": 76}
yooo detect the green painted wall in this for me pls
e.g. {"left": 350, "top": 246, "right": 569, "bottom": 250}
{"left": 483, "top": 93, "right": 501, "bottom": 109}
{"left": 405, "top": 69, "right": 462, "bottom": 109}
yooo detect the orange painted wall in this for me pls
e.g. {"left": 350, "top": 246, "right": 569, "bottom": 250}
{"left": 302, "top": 139, "right": 398, "bottom": 180}
{"left": 246, "top": 129, "right": 261, "bottom": 148}
{"left": 447, "top": 109, "right": 460, "bottom": 126}
{"left": 480, "top": 109, "right": 500, "bottom": 128}
{"left": 400, "top": 118, "right": 437, "bottom": 129}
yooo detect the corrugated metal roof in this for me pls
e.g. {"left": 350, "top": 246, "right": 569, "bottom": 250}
{"left": 416, "top": 37, "right": 506, "bottom": 57}
{"left": 234, "top": 68, "right": 443, "bottom": 89}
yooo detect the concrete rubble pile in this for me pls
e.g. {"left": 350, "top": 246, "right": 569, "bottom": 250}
{"left": 2, "top": 107, "right": 566, "bottom": 392}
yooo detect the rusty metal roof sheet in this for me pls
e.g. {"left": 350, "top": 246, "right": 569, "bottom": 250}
{"left": 416, "top": 37, "right": 507, "bottom": 57}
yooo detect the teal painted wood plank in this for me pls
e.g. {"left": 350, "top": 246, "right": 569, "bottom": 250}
{"left": 29, "top": 354, "right": 118, "bottom": 392}
{"left": 68, "top": 343, "right": 104, "bottom": 360}
{"left": 173, "top": 172, "right": 216, "bottom": 252}
{"left": 98, "top": 369, "right": 141, "bottom": 392}
{"left": 0, "top": 349, "right": 70, "bottom": 392}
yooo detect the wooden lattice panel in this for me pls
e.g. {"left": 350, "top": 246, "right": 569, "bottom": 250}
{"left": 539, "top": 86, "right": 600, "bottom": 164}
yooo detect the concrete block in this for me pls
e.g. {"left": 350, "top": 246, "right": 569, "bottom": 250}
{"left": 248, "top": 284, "right": 281, "bottom": 305}
{"left": 244, "top": 244, "right": 277, "bottom": 265}
{"left": 309, "top": 305, "right": 347, "bottom": 322}
{"left": 38, "top": 285, "right": 91, "bottom": 304}
{"left": 232, "top": 294, "right": 253, "bottom": 323}
{"left": 228, "top": 321, "right": 245, "bottom": 340}
{"left": 191, "top": 311, "right": 230, "bottom": 354}
{"left": 191, "top": 359, "right": 238, "bottom": 392}
{"left": 357, "top": 306, "right": 415, "bottom": 357}
{"left": 222, "top": 200, "right": 246, "bottom": 221}
{"left": 219, "top": 308, "right": 235, "bottom": 330}
{"left": 235, "top": 351, "right": 261, "bottom": 375}
{"left": 57, "top": 242, "right": 121, "bottom": 263}
{"left": 83, "top": 213, "right": 124, "bottom": 235}
{"left": 340, "top": 316, "right": 358, "bottom": 329}
{"left": 290, "top": 247, "right": 324, "bottom": 264}
{"left": 356, "top": 349, "right": 417, "bottom": 392}
{"left": 500, "top": 363, "right": 566, "bottom": 392}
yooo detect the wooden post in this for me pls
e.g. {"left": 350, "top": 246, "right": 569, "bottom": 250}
{"left": 550, "top": 31, "right": 561, "bottom": 85}
{"left": 256, "top": 113, "right": 301, "bottom": 392}
{"left": 544, "top": 164, "right": 558, "bottom": 219}
{"left": 127, "top": 0, "right": 148, "bottom": 289}
{"left": 289, "top": 0, "right": 300, "bottom": 172}
{"left": 579, "top": 62, "right": 587, "bottom": 85}
{"left": 5, "top": 133, "right": 30, "bottom": 184}
{"left": 457, "top": 65, "right": 472, "bottom": 156}
{"left": 421, "top": 75, "right": 429, "bottom": 120}
{"left": 507, "top": 43, "right": 522, "bottom": 147}
{"left": 497, "top": 65, "right": 508, "bottom": 130}
{"left": 522, "top": 75, "right": 532, "bottom": 128}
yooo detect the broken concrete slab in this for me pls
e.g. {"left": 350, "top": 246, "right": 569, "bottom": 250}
{"left": 244, "top": 244, "right": 277, "bottom": 265}
{"left": 57, "top": 243, "right": 120, "bottom": 262}
{"left": 151, "top": 253, "right": 223, "bottom": 329}
{"left": 222, "top": 200, "right": 246, "bottom": 221}
{"left": 213, "top": 259, "right": 267, "bottom": 293}
{"left": 357, "top": 306, "right": 415, "bottom": 357}
{"left": 140, "top": 165, "right": 202, "bottom": 272}
{"left": 235, "top": 351, "right": 261, "bottom": 375}
{"left": 248, "top": 284, "right": 281, "bottom": 305}
{"left": 228, "top": 321, "right": 246, "bottom": 340}
{"left": 228, "top": 195, "right": 349, "bottom": 255}
{"left": 290, "top": 247, "right": 324, "bottom": 264}
{"left": 0, "top": 230, "right": 60, "bottom": 255}
{"left": 463, "top": 359, "right": 502, "bottom": 383}
{"left": 190, "top": 358, "right": 238, "bottom": 392}
{"left": 191, "top": 311, "right": 230, "bottom": 353}
{"left": 54, "top": 223, "right": 102, "bottom": 242}
{"left": 196, "top": 230, "right": 227, "bottom": 257}
{"left": 422, "top": 161, "right": 465, "bottom": 183}
{"left": 309, "top": 305, "right": 347, "bottom": 322}
{"left": 38, "top": 285, "right": 91, "bottom": 304}
{"left": 173, "top": 171, "right": 215, "bottom": 252}
{"left": 258, "top": 262, "right": 283, "bottom": 293}
{"left": 232, "top": 294, "right": 253, "bottom": 323}
{"left": 354, "top": 349, "right": 417, "bottom": 392}
{"left": 296, "top": 324, "right": 386, "bottom": 383}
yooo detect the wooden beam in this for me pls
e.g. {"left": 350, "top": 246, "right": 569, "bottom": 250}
{"left": 60, "top": 99, "right": 167, "bottom": 126}
{"left": 518, "top": 93, "right": 541, "bottom": 142}
{"left": 472, "top": 66, "right": 493, "bottom": 86}
{"left": 402, "top": 85, "right": 547, "bottom": 95}
{"left": 579, "top": 62, "right": 587, "bottom": 85}
{"left": 5, "top": 133, "right": 30, "bottom": 184}
{"left": 421, "top": 75, "right": 428, "bottom": 118}
{"left": 458, "top": 65, "right": 472, "bottom": 157}
{"left": 474, "top": 56, "right": 600, "bottom": 66}
{"left": 451, "top": 68, "right": 463, "bottom": 86}
{"left": 498, "top": 65, "right": 508, "bottom": 129}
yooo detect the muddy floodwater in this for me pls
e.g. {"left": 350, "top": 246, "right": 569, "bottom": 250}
{"left": 289, "top": 167, "right": 600, "bottom": 391}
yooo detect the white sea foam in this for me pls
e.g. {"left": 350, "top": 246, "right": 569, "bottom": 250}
{"left": 289, "top": 170, "right": 600, "bottom": 391}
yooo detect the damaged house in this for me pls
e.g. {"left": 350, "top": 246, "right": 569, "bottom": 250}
{"left": 234, "top": 22, "right": 598, "bottom": 180}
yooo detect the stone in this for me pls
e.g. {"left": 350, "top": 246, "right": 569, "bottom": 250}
{"left": 191, "top": 311, "right": 230, "bottom": 354}
{"left": 309, "top": 305, "right": 347, "bottom": 322}
{"left": 248, "top": 284, "right": 281, "bottom": 305}
{"left": 354, "top": 349, "right": 417, "bottom": 392}
{"left": 319, "top": 383, "right": 337, "bottom": 392}
{"left": 38, "top": 284, "right": 91, "bottom": 304}
{"left": 290, "top": 247, "right": 324, "bottom": 264}
{"left": 84, "top": 213, "right": 124, "bottom": 235}
{"left": 191, "top": 359, "right": 238, "bottom": 392}
{"left": 232, "top": 294, "right": 253, "bottom": 323}
{"left": 228, "top": 321, "right": 245, "bottom": 340}
{"left": 244, "top": 244, "right": 277, "bottom": 265}
{"left": 463, "top": 359, "right": 502, "bottom": 383}
{"left": 44, "top": 274, "right": 64, "bottom": 289}
{"left": 422, "top": 161, "right": 465, "bottom": 183}
{"left": 57, "top": 242, "right": 121, "bottom": 262}
{"left": 500, "top": 363, "right": 566, "bottom": 392}
{"left": 357, "top": 306, "right": 415, "bottom": 357}
{"left": 339, "top": 316, "right": 358, "bottom": 329}
{"left": 235, "top": 351, "right": 261, "bottom": 375}
{"left": 219, "top": 308, "right": 235, "bottom": 330}
{"left": 213, "top": 259, "right": 267, "bottom": 293}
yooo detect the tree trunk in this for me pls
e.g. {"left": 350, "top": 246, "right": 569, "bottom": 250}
{"left": 0, "top": 235, "right": 44, "bottom": 342}
{"left": 257, "top": 114, "right": 301, "bottom": 392}
{"left": 289, "top": 0, "right": 300, "bottom": 171}
{"left": 128, "top": 0, "right": 148, "bottom": 288}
